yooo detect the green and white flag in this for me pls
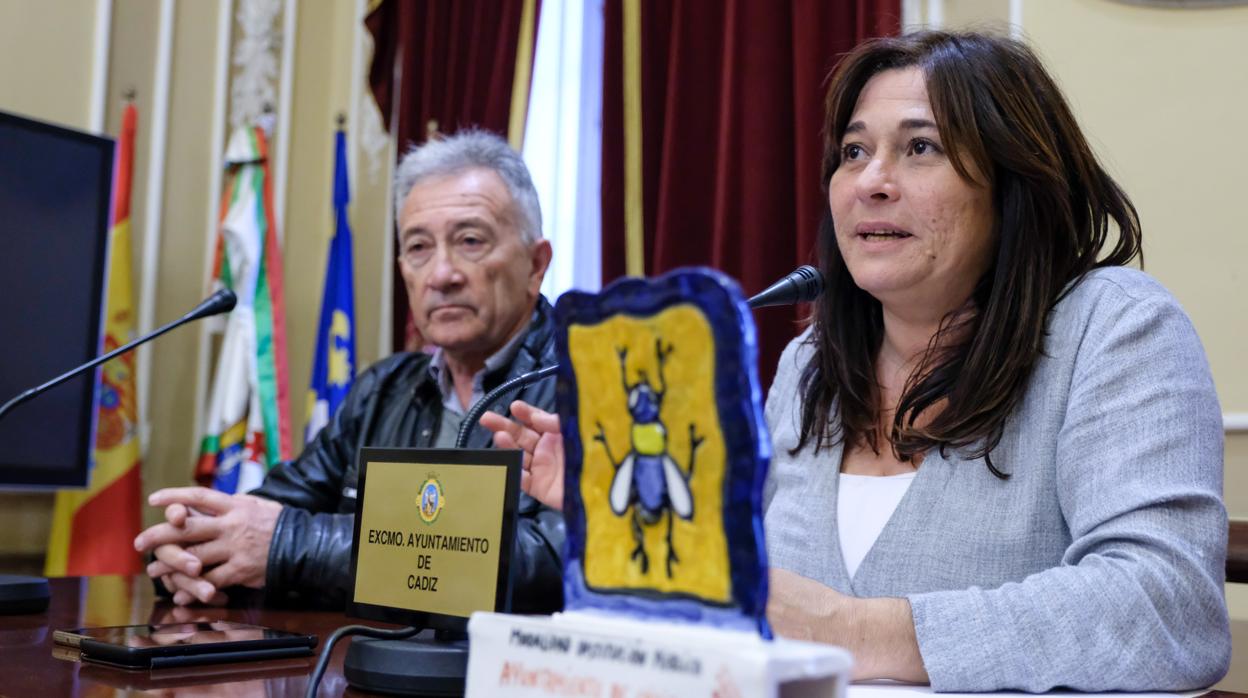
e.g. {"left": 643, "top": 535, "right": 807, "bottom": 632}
{"left": 195, "top": 125, "right": 292, "bottom": 493}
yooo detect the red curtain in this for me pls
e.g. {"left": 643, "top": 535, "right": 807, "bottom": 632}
{"left": 602, "top": 0, "right": 901, "bottom": 390}
{"left": 366, "top": 0, "right": 534, "bottom": 351}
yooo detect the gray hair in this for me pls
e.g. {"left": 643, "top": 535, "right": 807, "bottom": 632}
{"left": 393, "top": 129, "right": 542, "bottom": 243}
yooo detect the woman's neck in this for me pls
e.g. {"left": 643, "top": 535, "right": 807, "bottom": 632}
{"left": 872, "top": 299, "right": 975, "bottom": 440}
{"left": 878, "top": 299, "right": 973, "bottom": 375}
{"left": 878, "top": 311, "right": 941, "bottom": 382}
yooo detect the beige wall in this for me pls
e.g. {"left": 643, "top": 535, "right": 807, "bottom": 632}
{"left": 1020, "top": 1, "right": 1248, "bottom": 520}
{"left": 922, "top": 0, "right": 1248, "bottom": 507}
{"left": 282, "top": 0, "right": 388, "bottom": 450}
{"left": 0, "top": 0, "right": 102, "bottom": 559}
{"left": 1034, "top": 1, "right": 1248, "bottom": 386}
{"left": 923, "top": 2, "right": 1248, "bottom": 508}
{"left": 146, "top": 0, "right": 230, "bottom": 506}
{"left": 0, "top": 0, "right": 392, "bottom": 551}
{"left": 919, "top": 0, "right": 1248, "bottom": 508}
{"left": 0, "top": 0, "right": 99, "bottom": 130}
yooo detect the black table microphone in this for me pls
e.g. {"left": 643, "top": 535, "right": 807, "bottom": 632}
{"left": 0, "top": 288, "right": 236, "bottom": 615}
{"left": 747, "top": 264, "right": 824, "bottom": 308}
{"left": 454, "top": 266, "right": 825, "bottom": 449}
{"left": 0, "top": 289, "right": 236, "bottom": 424}
{"left": 456, "top": 364, "right": 559, "bottom": 449}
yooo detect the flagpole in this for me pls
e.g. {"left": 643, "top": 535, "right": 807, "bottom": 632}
{"left": 191, "top": 0, "right": 234, "bottom": 468}
{"left": 136, "top": 0, "right": 175, "bottom": 458}
{"left": 88, "top": 0, "right": 113, "bottom": 134}
{"left": 273, "top": 0, "right": 297, "bottom": 241}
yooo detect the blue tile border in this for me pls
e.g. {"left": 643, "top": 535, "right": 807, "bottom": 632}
{"left": 554, "top": 268, "right": 772, "bottom": 636}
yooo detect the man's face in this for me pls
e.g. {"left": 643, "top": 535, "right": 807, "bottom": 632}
{"left": 396, "top": 168, "right": 551, "bottom": 362}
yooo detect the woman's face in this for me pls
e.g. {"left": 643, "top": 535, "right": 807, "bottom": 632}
{"left": 828, "top": 67, "right": 995, "bottom": 318}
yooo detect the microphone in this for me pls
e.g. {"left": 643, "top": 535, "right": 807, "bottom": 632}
{"left": 456, "top": 364, "right": 559, "bottom": 449}
{"left": 183, "top": 287, "right": 239, "bottom": 321}
{"left": 455, "top": 267, "right": 824, "bottom": 447}
{"left": 0, "top": 289, "right": 238, "bottom": 424}
{"left": 747, "top": 265, "right": 824, "bottom": 308}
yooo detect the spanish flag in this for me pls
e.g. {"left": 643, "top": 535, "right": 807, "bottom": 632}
{"left": 45, "top": 102, "right": 145, "bottom": 576}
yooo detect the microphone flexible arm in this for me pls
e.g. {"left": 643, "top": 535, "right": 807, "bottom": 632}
{"left": 455, "top": 364, "right": 559, "bottom": 449}
{"left": 453, "top": 265, "right": 820, "bottom": 448}
{"left": 0, "top": 289, "right": 237, "bottom": 424}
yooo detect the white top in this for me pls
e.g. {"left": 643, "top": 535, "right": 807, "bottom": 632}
{"left": 836, "top": 472, "right": 916, "bottom": 578}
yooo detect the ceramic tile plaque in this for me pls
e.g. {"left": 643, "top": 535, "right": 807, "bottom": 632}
{"left": 554, "top": 268, "right": 771, "bottom": 635}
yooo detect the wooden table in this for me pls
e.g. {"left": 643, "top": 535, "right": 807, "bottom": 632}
{"left": 0, "top": 575, "right": 393, "bottom": 697}
{"left": 2, "top": 575, "right": 1243, "bottom": 697}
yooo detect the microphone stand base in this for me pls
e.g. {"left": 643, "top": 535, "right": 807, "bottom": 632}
{"left": 344, "top": 631, "right": 467, "bottom": 696}
{"left": 0, "top": 575, "right": 50, "bottom": 615}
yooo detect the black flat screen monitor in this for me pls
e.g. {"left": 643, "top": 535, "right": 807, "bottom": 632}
{"left": 0, "top": 110, "right": 114, "bottom": 488}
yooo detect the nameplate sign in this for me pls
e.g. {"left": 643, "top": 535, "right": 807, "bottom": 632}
{"left": 347, "top": 448, "right": 521, "bottom": 630}
{"left": 465, "top": 611, "right": 852, "bottom": 698}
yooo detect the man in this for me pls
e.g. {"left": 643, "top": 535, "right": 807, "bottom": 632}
{"left": 135, "top": 130, "right": 563, "bottom": 611}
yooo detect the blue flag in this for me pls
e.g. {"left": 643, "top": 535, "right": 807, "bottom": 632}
{"left": 305, "top": 130, "right": 357, "bottom": 442}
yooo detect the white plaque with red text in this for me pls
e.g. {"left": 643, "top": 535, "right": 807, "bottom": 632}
{"left": 465, "top": 610, "right": 851, "bottom": 698}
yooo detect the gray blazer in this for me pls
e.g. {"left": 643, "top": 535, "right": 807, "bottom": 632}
{"left": 763, "top": 267, "right": 1230, "bottom": 692}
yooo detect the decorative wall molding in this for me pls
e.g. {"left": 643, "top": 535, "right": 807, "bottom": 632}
{"left": 136, "top": 0, "right": 176, "bottom": 458}
{"left": 272, "top": 0, "right": 295, "bottom": 234}
{"left": 89, "top": 0, "right": 113, "bottom": 133}
{"left": 901, "top": 0, "right": 922, "bottom": 31}
{"left": 358, "top": 87, "right": 391, "bottom": 184}
{"left": 229, "top": 0, "right": 281, "bottom": 131}
{"left": 355, "top": 28, "right": 390, "bottom": 183}
{"left": 223, "top": 0, "right": 293, "bottom": 234}
{"left": 1227, "top": 413, "right": 1248, "bottom": 434}
{"left": 1108, "top": 0, "right": 1248, "bottom": 7}
{"left": 901, "top": 0, "right": 945, "bottom": 30}
{"left": 191, "top": 0, "right": 236, "bottom": 466}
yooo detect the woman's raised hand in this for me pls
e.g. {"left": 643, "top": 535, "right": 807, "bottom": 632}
{"left": 479, "top": 400, "right": 565, "bottom": 510}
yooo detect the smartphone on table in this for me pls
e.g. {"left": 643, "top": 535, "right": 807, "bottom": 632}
{"left": 52, "top": 621, "right": 317, "bottom": 670}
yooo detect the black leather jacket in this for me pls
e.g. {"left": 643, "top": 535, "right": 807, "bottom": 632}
{"left": 251, "top": 297, "right": 564, "bottom": 612}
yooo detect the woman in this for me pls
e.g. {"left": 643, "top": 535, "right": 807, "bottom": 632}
{"left": 482, "top": 31, "right": 1230, "bottom": 692}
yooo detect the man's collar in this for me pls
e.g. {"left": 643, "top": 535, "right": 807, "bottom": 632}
{"left": 427, "top": 310, "right": 534, "bottom": 413}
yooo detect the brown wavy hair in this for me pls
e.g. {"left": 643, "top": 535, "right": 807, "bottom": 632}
{"left": 796, "top": 30, "right": 1141, "bottom": 477}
